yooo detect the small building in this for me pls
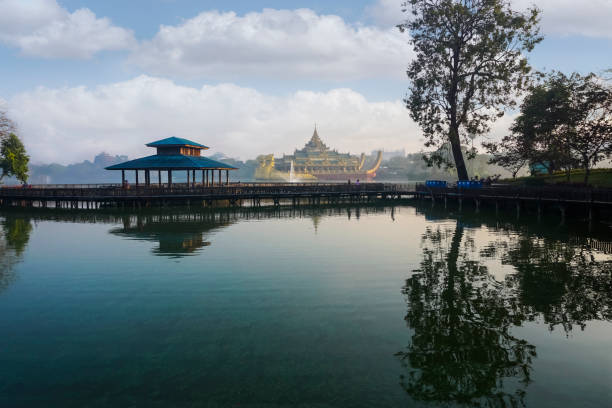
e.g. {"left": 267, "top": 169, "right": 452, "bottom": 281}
{"left": 106, "top": 137, "right": 237, "bottom": 187}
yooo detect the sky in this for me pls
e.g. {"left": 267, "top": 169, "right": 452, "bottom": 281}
{"left": 1, "top": 0, "right": 611, "bottom": 164}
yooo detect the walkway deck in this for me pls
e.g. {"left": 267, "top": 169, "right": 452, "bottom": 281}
{"left": 0, "top": 182, "right": 414, "bottom": 209}
{"left": 1, "top": 182, "right": 611, "bottom": 216}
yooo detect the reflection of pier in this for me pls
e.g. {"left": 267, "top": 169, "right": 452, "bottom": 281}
{"left": 2, "top": 204, "right": 400, "bottom": 258}
{"left": 569, "top": 237, "right": 612, "bottom": 254}
{"left": 0, "top": 183, "right": 413, "bottom": 210}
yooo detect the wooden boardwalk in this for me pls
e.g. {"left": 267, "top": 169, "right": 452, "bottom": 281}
{"left": 414, "top": 184, "right": 612, "bottom": 221}
{"left": 1, "top": 182, "right": 611, "bottom": 218}
{"left": 0, "top": 182, "right": 414, "bottom": 209}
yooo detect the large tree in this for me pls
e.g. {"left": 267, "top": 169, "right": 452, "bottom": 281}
{"left": 563, "top": 73, "right": 612, "bottom": 183}
{"left": 1, "top": 133, "right": 30, "bottom": 184}
{"left": 399, "top": 0, "right": 542, "bottom": 180}
{"left": 484, "top": 78, "right": 571, "bottom": 176}
{"left": 485, "top": 72, "right": 612, "bottom": 183}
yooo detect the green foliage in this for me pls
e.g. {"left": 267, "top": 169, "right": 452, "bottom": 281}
{"left": 1, "top": 133, "right": 29, "bottom": 184}
{"left": 504, "top": 168, "right": 612, "bottom": 188}
{"left": 399, "top": 0, "right": 542, "bottom": 180}
{"left": 486, "top": 72, "right": 612, "bottom": 183}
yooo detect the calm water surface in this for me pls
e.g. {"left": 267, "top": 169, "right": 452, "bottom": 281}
{"left": 0, "top": 204, "right": 610, "bottom": 407}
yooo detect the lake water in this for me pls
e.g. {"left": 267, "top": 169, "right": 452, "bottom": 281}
{"left": 0, "top": 204, "right": 610, "bottom": 407}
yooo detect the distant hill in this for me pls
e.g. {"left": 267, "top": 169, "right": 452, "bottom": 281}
{"left": 28, "top": 153, "right": 129, "bottom": 184}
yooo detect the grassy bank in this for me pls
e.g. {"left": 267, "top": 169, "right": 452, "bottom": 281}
{"left": 503, "top": 168, "right": 612, "bottom": 188}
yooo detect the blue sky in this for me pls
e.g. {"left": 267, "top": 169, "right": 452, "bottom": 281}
{"left": 1, "top": 0, "right": 610, "bottom": 164}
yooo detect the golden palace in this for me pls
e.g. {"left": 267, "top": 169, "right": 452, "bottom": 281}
{"left": 255, "top": 127, "right": 382, "bottom": 181}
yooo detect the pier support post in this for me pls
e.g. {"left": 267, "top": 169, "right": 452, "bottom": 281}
{"left": 516, "top": 200, "right": 520, "bottom": 219}
{"left": 559, "top": 205, "right": 566, "bottom": 225}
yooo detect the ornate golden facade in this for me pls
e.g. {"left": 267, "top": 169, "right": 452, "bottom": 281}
{"left": 255, "top": 128, "right": 382, "bottom": 181}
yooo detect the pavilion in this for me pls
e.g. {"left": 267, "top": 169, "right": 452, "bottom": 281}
{"left": 106, "top": 137, "right": 238, "bottom": 187}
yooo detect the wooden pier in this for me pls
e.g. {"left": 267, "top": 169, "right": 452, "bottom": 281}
{"left": 1, "top": 183, "right": 611, "bottom": 221}
{"left": 414, "top": 184, "right": 612, "bottom": 222}
{"left": 0, "top": 182, "right": 414, "bottom": 209}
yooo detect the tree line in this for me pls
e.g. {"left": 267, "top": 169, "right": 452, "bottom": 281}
{"left": 400, "top": 0, "right": 612, "bottom": 184}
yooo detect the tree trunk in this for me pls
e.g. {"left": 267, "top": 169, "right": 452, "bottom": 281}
{"left": 449, "top": 125, "right": 469, "bottom": 180}
{"left": 444, "top": 220, "right": 464, "bottom": 320}
{"left": 583, "top": 157, "right": 590, "bottom": 185}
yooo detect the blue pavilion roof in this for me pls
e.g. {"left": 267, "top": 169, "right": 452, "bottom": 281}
{"left": 146, "top": 137, "right": 209, "bottom": 149}
{"left": 105, "top": 155, "right": 237, "bottom": 170}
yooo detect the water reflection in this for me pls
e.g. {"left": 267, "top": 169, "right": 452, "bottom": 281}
{"left": 398, "top": 206, "right": 612, "bottom": 407}
{"left": 397, "top": 220, "right": 535, "bottom": 407}
{"left": 109, "top": 214, "right": 232, "bottom": 258}
{"left": 0, "top": 204, "right": 397, "bottom": 259}
{"left": 0, "top": 215, "right": 32, "bottom": 292}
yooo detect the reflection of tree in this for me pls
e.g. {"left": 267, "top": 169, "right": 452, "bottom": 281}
{"left": 397, "top": 221, "right": 535, "bottom": 407}
{"left": 0, "top": 216, "right": 32, "bottom": 292}
{"left": 500, "top": 236, "right": 612, "bottom": 332}
{"left": 3, "top": 216, "right": 32, "bottom": 255}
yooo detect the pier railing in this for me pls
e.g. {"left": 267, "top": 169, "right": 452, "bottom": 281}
{"left": 415, "top": 183, "right": 612, "bottom": 204}
{"left": 0, "top": 182, "right": 414, "bottom": 199}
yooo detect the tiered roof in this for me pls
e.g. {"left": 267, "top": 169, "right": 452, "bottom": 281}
{"left": 106, "top": 137, "right": 236, "bottom": 171}
{"left": 146, "top": 137, "right": 209, "bottom": 149}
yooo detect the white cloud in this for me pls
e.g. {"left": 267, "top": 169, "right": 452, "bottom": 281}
{"left": 0, "top": 0, "right": 135, "bottom": 58}
{"left": 366, "top": 0, "right": 407, "bottom": 27}
{"left": 514, "top": 0, "right": 612, "bottom": 39}
{"left": 130, "top": 8, "right": 411, "bottom": 80}
{"left": 370, "top": 0, "right": 612, "bottom": 39}
{"left": 9, "top": 76, "right": 421, "bottom": 164}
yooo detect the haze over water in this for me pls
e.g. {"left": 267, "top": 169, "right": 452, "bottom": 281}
{"left": 0, "top": 204, "right": 610, "bottom": 407}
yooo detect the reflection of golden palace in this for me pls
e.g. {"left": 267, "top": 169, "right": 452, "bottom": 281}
{"left": 255, "top": 127, "right": 382, "bottom": 181}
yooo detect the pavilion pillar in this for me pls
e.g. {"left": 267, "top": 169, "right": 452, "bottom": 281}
{"left": 168, "top": 170, "right": 172, "bottom": 187}
{"left": 145, "top": 170, "right": 150, "bottom": 186}
{"left": 192, "top": 170, "right": 196, "bottom": 187}
{"left": 187, "top": 170, "right": 190, "bottom": 188}
{"left": 226, "top": 170, "right": 229, "bottom": 185}
{"left": 202, "top": 170, "right": 205, "bottom": 186}
{"left": 218, "top": 170, "right": 221, "bottom": 186}
{"left": 135, "top": 170, "right": 139, "bottom": 186}
{"left": 121, "top": 170, "right": 125, "bottom": 186}
{"left": 158, "top": 170, "right": 161, "bottom": 187}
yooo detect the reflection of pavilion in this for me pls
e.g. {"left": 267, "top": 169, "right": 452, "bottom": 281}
{"left": 109, "top": 214, "right": 233, "bottom": 258}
